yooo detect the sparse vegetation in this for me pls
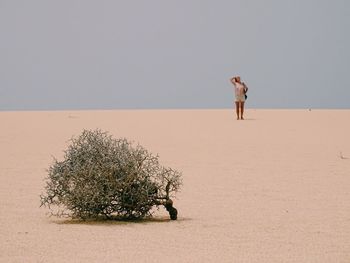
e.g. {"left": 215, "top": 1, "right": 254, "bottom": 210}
{"left": 40, "top": 129, "right": 182, "bottom": 220}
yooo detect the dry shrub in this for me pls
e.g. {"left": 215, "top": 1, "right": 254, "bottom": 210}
{"left": 40, "top": 129, "right": 182, "bottom": 220}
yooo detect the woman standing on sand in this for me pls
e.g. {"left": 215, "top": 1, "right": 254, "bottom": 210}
{"left": 230, "top": 76, "right": 248, "bottom": 120}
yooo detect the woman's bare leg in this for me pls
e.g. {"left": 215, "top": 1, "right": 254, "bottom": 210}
{"left": 240, "top": 102, "right": 245, "bottom": 120}
{"left": 235, "top": 102, "right": 240, "bottom": 120}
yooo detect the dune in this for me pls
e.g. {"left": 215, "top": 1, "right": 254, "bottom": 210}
{"left": 0, "top": 109, "right": 350, "bottom": 262}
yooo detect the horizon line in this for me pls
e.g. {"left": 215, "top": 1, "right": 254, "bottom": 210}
{"left": 1, "top": 107, "right": 349, "bottom": 113}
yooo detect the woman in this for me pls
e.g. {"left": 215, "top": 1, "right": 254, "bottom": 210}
{"left": 230, "top": 76, "right": 248, "bottom": 120}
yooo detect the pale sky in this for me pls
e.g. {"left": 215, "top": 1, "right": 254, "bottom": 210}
{"left": 1, "top": 0, "right": 349, "bottom": 110}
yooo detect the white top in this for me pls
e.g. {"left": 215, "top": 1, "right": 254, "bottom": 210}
{"left": 234, "top": 82, "right": 245, "bottom": 96}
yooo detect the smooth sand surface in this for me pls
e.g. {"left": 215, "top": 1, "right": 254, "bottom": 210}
{"left": 1, "top": 109, "right": 350, "bottom": 262}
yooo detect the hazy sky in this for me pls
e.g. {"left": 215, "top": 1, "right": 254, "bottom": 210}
{"left": 1, "top": 0, "right": 349, "bottom": 110}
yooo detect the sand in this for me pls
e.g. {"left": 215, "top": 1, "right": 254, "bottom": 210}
{"left": 0, "top": 109, "right": 350, "bottom": 262}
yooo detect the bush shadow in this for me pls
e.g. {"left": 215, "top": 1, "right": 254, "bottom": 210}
{"left": 53, "top": 216, "right": 191, "bottom": 226}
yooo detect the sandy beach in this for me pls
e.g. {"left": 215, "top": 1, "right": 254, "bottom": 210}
{"left": 0, "top": 109, "right": 349, "bottom": 263}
